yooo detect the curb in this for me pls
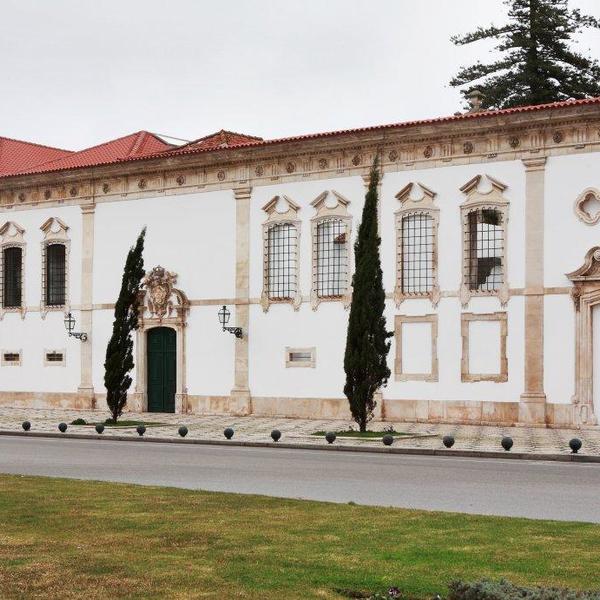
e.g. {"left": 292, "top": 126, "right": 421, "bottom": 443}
{"left": 1, "top": 430, "right": 599, "bottom": 463}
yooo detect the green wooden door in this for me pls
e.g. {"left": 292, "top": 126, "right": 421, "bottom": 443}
{"left": 147, "top": 327, "right": 176, "bottom": 413}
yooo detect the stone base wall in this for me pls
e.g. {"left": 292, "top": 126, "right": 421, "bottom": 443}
{"left": 0, "top": 391, "right": 582, "bottom": 428}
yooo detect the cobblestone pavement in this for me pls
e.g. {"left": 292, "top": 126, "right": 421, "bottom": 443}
{"left": 1, "top": 407, "right": 599, "bottom": 455}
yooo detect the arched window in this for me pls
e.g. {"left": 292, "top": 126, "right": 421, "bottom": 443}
{"left": 0, "top": 221, "right": 26, "bottom": 315}
{"left": 394, "top": 183, "right": 440, "bottom": 307}
{"left": 45, "top": 243, "right": 66, "bottom": 306}
{"left": 459, "top": 175, "right": 509, "bottom": 307}
{"left": 261, "top": 195, "right": 301, "bottom": 311}
{"left": 40, "top": 217, "right": 70, "bottom": 315}
{"left": 2, "top": 246, "right": 23, "bottom": 308}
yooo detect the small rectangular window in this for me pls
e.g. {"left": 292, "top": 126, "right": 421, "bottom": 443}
{"left": 285, "top": 347, "right": 316, "bottom": 368}
{"left": 44, "top": 349, "right": 65, "bottom": 367}
{"left": 1, "top": 351, "right": 21, "bottom": 366}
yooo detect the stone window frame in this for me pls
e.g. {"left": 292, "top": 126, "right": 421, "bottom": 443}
{"left": 574, "top": 188, "right": 600, "bottom": 225}
{"left": 44, "top": 348, "right": 66, "bottom": 367}
{"left": 260, "top": 195, "right": 302, "bottom": 312}
{"left": 461, "top": 311, "right": 508, "bottom": 383}
{"left": 285, "top": 346, "right": 316, "bottom": 368}
{"left": 40, "top": 217, "right": 70, "bottom": 318}
{"left": 393, "top": 183, "right": 440, "bottom": 308}
{"left": 394, "top": 314, "right": 438, "bottom": 382}
{"left": 0, "top": 221, "right": 26, "bottom": 319}
{"left": 1, "top": 349, "right": 22, "bottom": 367}
{"left": 459, "top": 175, "right": 510, "bottom": 308}
{"left": 309, "top": 190, "right": 352, "bottom": 310}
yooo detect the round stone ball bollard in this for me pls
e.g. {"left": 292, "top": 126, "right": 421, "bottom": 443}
{"left": 136, "top": 425, "right": 146, "bottom": 437}
{"left": 22, "top": 421, "right": 31, "bottom": 432}
{"left": 569, "top": 438, "right": 582, "bottom": 454}
{"left": 224, "top": 427, "right": 234, "bottom": 440}
{"left": 442, "top": 435, "right": 455, "bottom": 449}
{"left": 270, "top": 429, "right": 281, "bottom": 443}
{"left": 95, "top": 424, "right": 105, "bottom": 435}
{"left": 382, "top": 434, "right": 394, "bottom": 446}
{"left": 501, "top": 436, "right": 514, "bottom": 452}
{"left": 58, "top": 422, "right": 68, "bottom": 433}
{"left": 325, "top": 432, "right": 336, "bottom": 444}
{"left": 178, "top": 426, "right": 188, "bottom": 438}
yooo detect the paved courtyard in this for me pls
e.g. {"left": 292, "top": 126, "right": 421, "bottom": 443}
{"left": 0, "top": 407, "right": 599, "bottom": 456}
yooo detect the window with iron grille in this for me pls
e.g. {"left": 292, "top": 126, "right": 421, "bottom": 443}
{"left": 401, "top": 213, "right": 434, "bottom": 294}
{"left": 45, "top": 243, "right": 66, "bottom": 306}
{"left": 316, "top": 219, "right": 348, "bottom": 297}
{"left": 267, "top": 223, "right": 297, "bottom": 300}
{"left": 2, "top": 246, "right": 23, "bottom": 308}
{"left": 464, "top": 209, "right": 503, "bottom": 291}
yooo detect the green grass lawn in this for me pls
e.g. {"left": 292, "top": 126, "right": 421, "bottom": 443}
{"left": 0, "top": 475, "right": 598, "bottom": 599}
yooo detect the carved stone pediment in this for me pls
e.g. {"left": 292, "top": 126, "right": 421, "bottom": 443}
{"left": 566, "top": 247, "right": 600, "bottom": 311}
{"left": 141, "top": 266, "right": 188, "bottom": 323}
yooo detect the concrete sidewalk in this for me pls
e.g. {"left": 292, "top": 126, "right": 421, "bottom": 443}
{"left": 0, "top": 407, "right": 599, "bottom": 456}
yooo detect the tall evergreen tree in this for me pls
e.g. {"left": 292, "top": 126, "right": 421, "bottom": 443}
{"left": 343, "top": 157, "right": 391, "bottom": 432}
{"left": 104, "top": 228, "right": 146, "bottom": 423}
{"left": 450, "top": 0, "right": 600, "bottom": 109}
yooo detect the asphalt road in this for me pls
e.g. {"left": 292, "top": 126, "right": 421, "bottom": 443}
{"left": 0, "top": 435, "right": 599, "bottom": 523}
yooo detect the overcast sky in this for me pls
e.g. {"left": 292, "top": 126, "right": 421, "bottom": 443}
{"left": 1, "top": 0, "right": 599, "bottom": 151}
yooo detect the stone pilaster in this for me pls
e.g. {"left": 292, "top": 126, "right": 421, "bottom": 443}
{"left": 78, "top": 201, "right": 95, "bottom": 406}
{"left": 230, "top": 186, "right": 252, "bottom": 415}
{"left": 519, "top": 157, "right": 547, "bottom": 425}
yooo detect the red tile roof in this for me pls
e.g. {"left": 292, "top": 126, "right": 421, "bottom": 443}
{"left": 2, "top": 97, "right": 599, "bottom": 179}
{"left": 178, "top": 129, "right": 263, "bottom": 151}
{"left": 14, "top": 131, "right": 173, "bottom": 176}
{"left": 0, "top": 137, "right": 72, "bottom": 176}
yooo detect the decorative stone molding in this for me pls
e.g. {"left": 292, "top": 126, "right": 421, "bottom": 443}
{"left": 134, "top": 266, "right": 190, "bottom": 414}
{"left": 393, "top": 183, "right": 440, "bottom": 307}
{"left": 39, "top": 217, "right": 70, "bottom": 318}
{"left": 574, "top": 188, "right": 600, "bottom": 225}
{"left": 0, "top": 221, "right": 26, "bottom": 319}
{"left": 458, "top": 175, "right": 510, "bottom": 308}
{"left": 394, "top": 314, "right": 438, "bottom": 382}
{"left": 309, "top": 190, "right": 352, "bottom": 310}
{"left": 565, "top": 247, "right": 600, "bottom": 426}
{"left": 461, "top": 312, "right": 508, "bottom": 383}
{"left": 260, "top": 195, "right": 302, "bottom": 312}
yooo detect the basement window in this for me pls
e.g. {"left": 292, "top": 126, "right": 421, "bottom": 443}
{"left": 285, "top": 347, "right": 316, "bottom": 368}
{"left": 44, "top": 350, "right": 65, "bottom": 367}
{"left": 1, "top": 350, "right": 21, "bottom": 366}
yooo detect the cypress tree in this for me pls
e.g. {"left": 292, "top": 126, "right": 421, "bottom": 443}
{"left": 450, "top": 0, "right": 600, "bottom": 109}
{"left": 104, "top": 228, "right": 146, "bottom": 423}
{"left": 343, "top": 157, "right": 391, "bottom": 432}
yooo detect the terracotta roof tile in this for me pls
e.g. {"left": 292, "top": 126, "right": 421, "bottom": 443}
{"left": 0, "top": 137, "right": 73, "bottom": 176}
{"left": 2, "top": 97, "right": 599, "bottom": 179}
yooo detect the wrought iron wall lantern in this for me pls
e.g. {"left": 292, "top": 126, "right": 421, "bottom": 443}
{"left": 218, "top": 305, "right": 243, "bottom": 339}
{"left": 63, "top": 312, "right": 88, "bottom": 342}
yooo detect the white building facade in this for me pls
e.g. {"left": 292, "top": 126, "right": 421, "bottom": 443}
{"left": 1, "top": 99, "right": 600, "bottom": 427}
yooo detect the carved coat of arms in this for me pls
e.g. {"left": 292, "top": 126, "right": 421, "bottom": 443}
{"left": 143, "top": 266, "right": 177, "bottom": 321}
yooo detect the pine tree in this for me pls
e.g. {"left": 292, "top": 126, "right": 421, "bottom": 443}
{"left": 450, "top": 0, "right": 600, "bottom": 109}
{"left": 343, "top": 157, "right": 391, "bottom": 432}
{"left": 104, "top": 228, "right": 146, "bottom": 423}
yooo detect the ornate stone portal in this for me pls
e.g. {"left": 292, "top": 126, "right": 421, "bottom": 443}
{"left": 567, "top": 247, "right": 600, "bottom": 426}
{"left": 133, "top": 266, "right": 189, "bottom": 413}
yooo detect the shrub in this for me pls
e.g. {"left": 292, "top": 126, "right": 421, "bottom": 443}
{"left": 448, "top": 580, "right": 600, "bottom": 600}
{"left": 71, "top": 418, "right": 87, "bottom": 425}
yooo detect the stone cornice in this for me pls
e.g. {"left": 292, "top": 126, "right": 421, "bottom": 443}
{"left": 1, "top": 103, "right": 599, "bottom": 211}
